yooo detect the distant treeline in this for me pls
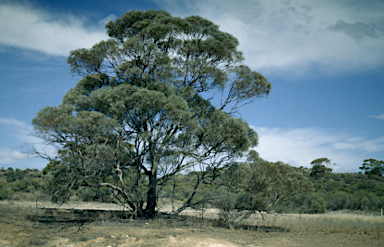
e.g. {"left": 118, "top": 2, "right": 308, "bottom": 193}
{"left": 1, "top": 165, "right": 384, "bottom": 214}
{"left": 157, "top": 166, "right": 384, "bottom": 214}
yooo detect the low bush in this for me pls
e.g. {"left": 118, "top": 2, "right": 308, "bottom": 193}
{"left": 0, "top": 184, "right": 13, "bottom": 200}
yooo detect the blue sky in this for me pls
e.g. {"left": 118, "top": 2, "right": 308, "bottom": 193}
{"left": 0, "top": 0, "right": 383, "bottom": 172}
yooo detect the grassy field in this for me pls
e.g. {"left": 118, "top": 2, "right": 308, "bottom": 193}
{"left": 0, "top": 200, "right": 383, "bottom": 246}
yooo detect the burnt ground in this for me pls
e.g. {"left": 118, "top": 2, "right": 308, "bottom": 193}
{"left": 0, "top": 202, "right": 383, "bottom": 247}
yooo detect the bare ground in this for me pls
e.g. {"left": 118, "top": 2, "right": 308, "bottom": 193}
{"left": 0, "top": 200, "right": 383, "bottom": 247}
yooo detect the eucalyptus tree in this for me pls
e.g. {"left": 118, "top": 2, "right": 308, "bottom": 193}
{"left": 33, "top": 10, "right": 271, "bottom": 217}
{"left": 359, "top": 159, "right": 384, "bottom": 177}
{"left": 310, "top": 158, "right": 334, "bottom": 182}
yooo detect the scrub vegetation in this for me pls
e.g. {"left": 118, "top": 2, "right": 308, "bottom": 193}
{"left": 1, "top": 161, "right": 384, "bottom": 216}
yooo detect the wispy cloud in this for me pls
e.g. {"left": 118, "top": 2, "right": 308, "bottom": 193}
{"left": 0, "top": 2, "right": 109, "bottom": 56}
{"left": 252, "top": 126, "right": 384, "bottom": 172}
{"left": 0, "top": 118, "right": 55, "bottom": 167}
{"left": 158, "top": 0, "right": 384, "bottom": 76}
{"left": 0, "top": 118, "right": 27, "bottom": 127}
{"left": 0, "top": 117, "right": 36, "bottom": 142}
{"left": 370, "top": 114, "right": 384, "bottom": 120}
{"left": 0, "top": 148, "right": 32, "bottom": 164}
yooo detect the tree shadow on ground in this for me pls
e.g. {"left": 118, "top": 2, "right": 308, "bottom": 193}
{"left": 25, "top": 208, "right": 290, "bottom": 233}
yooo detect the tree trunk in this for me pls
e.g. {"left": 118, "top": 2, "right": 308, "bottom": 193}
{"left": 145, "top": 172, "right": 157, "bottom": 217}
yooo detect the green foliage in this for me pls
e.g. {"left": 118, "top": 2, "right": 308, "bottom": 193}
{"left": 310, "top": 158, "right": 333, "bottom": 182}
{"left": 76, "top": 187, "right": 115, "bottom": 202}
{"left": 0, "top": 168, "right": 44, "bottom": 200}
{"left": 216, "top": 151, "right": 313, "bottom": 213}
{"left": 33, "top": 10, "right": 271, "bottom": 217}
{"left": 0, "top": 184, "right": 13, "bottom": 200}
{"left": 360, "top": 196, "right": 370, "bottom": 211}
{"left": 326, "top": 191, "right": 350, "bottom": 210}
{"left": 41, "top": 159, "right": 88, "bottom": 203}
{"left": 6, "top": 171, "right": 17, "bottom": 183}
{"left": 230, "top": 158, "right": 384, "bottom": 214}
{"left": 309, "top": 195, "right": 327, "bottom": 214}
{"left": 1, "top": 160, "right": 384, "bottom": 215}
{"left": 12, "top": 178, "right": 41, "bottom": 193}
{"left": 5, "top": 169, "right": 27, "bottom": 182}
{"left": 213, "top": 190, "right": 239, "bottom": 224}
{"left": 359, "top": 159, "right": 384, "bottom": 177}
{"left": 310, "top": 169, "right": 384, "bottom": 212}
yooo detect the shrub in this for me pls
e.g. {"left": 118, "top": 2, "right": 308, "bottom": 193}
{"left": 16, "top": 171, "right": 25, "bottom": 180}
{"left": 309, "top": 196, "right": 326, "bottom": 213}
{"left": 213, "top": 191, "right": 241, "bottom": 225}
{"left": 6, "top": 171, "right": 16, "bottom": 183}
{"left": 0, "top": 184, "right": 13, "bottom": 200}
{"left": 360, "top": 196, "right": 370, "bottom": 211}
{"left": 213, "top": 190, "right": 262, "bottom": 227}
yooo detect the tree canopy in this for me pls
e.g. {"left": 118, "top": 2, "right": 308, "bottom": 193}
{"left": 310, "top": 158, "right": 333, "bottom": 182}
{"left": 32, "top": 9, "right": 271, "bottom": 217}
{"left": 359, "top": 159, "right": 384, "bottom": 177}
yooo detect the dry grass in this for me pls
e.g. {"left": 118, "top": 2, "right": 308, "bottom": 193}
{"left": 0, "top": 200, "right": 383, "bottom": 246}
{"left": 245, "top": 211, "right": 384, "bottom": 236}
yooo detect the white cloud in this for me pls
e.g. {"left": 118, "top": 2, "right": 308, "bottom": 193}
{"left": 0, "top": 148, "right": 32, "bottom": 164}
{"left": 0, "top": 117, "right": 37, "bottom": 142}
{"left": 0, "top": 118, "right": 28, "bottom": 128}
{"left": 157, "top": 0, "right": 384, "bottom": 76}
{"left": 370, "top": 114, "right": 384, "bottom": 120}
{"left": 252, "top": 126, "right": 384, "bottom": 172}
{"left": 9, "top": 150, "right": 31, "bottom": 160}
{"left": 0, "top": 2, "right": 109, "bottom": 56}
{"left": 0, "top": 118, "right": 57, "bottom": 166}
{"left": 2, "top": 1, "right": 383, "bottom": 74}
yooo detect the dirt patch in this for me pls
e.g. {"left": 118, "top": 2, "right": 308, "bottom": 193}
{"left": 0, "top": 201, "right": 383, "bottom": 246}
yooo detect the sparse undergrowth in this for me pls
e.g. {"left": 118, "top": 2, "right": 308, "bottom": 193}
{"left": 0, "top": 201, "right": 384, "bottom": 246}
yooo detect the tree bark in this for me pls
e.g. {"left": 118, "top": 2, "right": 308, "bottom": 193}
{"left": 145, "top": 171, "right": 157, "bottom": 217}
